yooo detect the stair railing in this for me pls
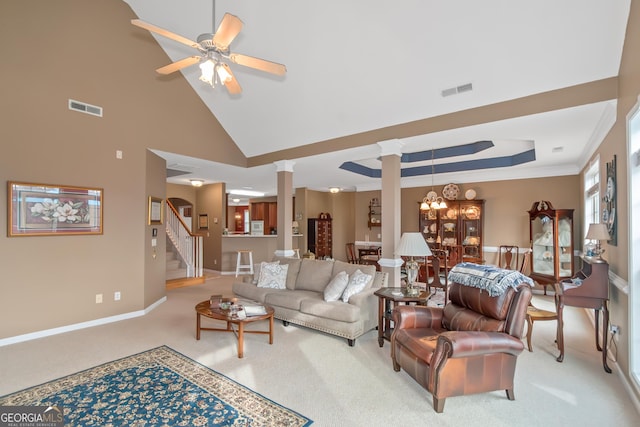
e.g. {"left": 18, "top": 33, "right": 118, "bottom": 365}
{"left": 165, "top": 200, "right": 203, "bottom": 278}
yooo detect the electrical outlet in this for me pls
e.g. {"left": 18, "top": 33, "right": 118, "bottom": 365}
{"left": 114, "top": 291, "right": 121, "bottom": 301}
{"left": 609, "top": 324, "right": 620, "bottom": 335}
{"left": 96, "top": 294, "right": 103, "bottom": 304}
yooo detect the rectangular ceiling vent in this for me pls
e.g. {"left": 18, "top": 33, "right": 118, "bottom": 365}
{"left": 441, "top": 82, "right": 473, "bottom": 97}
{"left": 68, "top": 99, "right": 103, "bottom": 117}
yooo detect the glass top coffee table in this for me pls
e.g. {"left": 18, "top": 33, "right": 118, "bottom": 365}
{"left": 195, "top": 299, "right": 274, "bottom": 358}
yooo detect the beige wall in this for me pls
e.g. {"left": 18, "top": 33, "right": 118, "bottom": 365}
{"left": 584, "top": 0, "right": 640, "bottom": 396}
{"left": 0, "top": 0, "right": 247, "bottom": 339}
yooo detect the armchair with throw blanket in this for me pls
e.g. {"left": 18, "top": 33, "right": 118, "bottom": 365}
{"left": 390, "top": 263, "right": 534, "bottom": 413}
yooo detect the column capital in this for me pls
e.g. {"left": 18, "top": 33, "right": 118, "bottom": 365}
{"left": 377, "top": 139, "right": 405, "bottom": 157}
{"left": 274, "top": 160, "right": 296, "bottom": 172}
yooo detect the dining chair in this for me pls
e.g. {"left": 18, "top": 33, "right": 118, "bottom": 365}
{"left": 499, "top": 245, "right": 520, "bottom": 270}
{"left": 427, "top": 249, "right": 449, "bottom": 305}
{"left": 346, "top": 243, "right": 358, "bottom": 263}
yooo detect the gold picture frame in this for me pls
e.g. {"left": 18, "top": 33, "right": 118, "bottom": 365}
{"left": 8, "top": 181, "right": 103, "bottom": 237}
{"left": 148, "top": 197, "right": 164, "bottom": 225}
{"left": 198, "top": 214, "right": 209, "bottom": 229}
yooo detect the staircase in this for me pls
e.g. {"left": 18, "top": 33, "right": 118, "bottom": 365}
{"left": 166, "top": 242, "right": 187, "bottom": 281}
{"left": 165, "top": 201, "right": 205, "bottom": 289}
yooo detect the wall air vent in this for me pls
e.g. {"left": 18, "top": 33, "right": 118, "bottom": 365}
{"left": 441, "top": 82, "right": 473, "bottom": 97}
{"left": 68, "top": 99, "right": 103, "bottom": 117}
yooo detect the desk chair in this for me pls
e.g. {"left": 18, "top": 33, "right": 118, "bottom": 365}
{"left": 521, "top": 248, "right": 558, "bottom": 352}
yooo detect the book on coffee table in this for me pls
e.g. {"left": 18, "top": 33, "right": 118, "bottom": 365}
{"left": 243, "top": 305, "right": 267, "bottom": 316}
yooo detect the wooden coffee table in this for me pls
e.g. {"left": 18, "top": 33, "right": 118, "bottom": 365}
{"left": 195, "top": 300, "right": 274, "bottom": 358}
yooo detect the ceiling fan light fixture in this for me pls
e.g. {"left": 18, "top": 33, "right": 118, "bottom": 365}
{"left": 216, "top": 63, "right": 232, "bottom": 84}
{"left": 199, "top": 60, "right": 215, "bottom": 86}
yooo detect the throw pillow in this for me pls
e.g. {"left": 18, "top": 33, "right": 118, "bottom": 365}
{"left": 341, "top": 269, "right": 373, "bottom": 303}
{"left": 257, "top": 261, "right": 288, "bottom": 289}
{"left": 323, "top": 271, "right": 350, "bottom": 302}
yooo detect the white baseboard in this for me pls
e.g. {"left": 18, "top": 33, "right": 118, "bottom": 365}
{"left": 0, "top": 296, "right": 167, "bottom": 347}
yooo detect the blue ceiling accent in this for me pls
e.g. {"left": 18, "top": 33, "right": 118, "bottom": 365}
{"left": 339, "top": 141, "right": 536, "bottom": 179}
{"left": 339, "top": 161, "right": 381, "bottom": 178}
{"left": 401, "top": 140, "right": 494, "bottom": 163}
{"left": 401, "top": 149, "right": 536, "bottom": 177}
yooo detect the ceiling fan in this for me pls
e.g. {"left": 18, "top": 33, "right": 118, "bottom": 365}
{"left": 131, "top": 12, "right": 286, "bottom": 95}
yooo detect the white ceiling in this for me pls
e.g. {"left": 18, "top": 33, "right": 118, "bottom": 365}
{"left": 125, "top": 0, "right": 630, "bottom": 199}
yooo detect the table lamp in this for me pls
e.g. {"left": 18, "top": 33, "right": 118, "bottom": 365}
{"left": 585, "top": 223, "right": 609, "bottom": 259}
{"left": 396, "top": 232, "right": 432, "bottom": 296}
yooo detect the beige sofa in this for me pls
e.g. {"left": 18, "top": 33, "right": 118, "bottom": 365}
{"left": 232, "top": 257, "right": 388, "bottom": 346}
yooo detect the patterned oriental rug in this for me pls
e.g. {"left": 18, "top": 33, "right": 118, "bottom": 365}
{"left": 0, "top": 346, "right": 313, "bottom": 426}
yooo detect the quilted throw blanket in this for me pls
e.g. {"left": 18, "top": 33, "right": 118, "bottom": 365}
{"left": 448, "top": 262, "right": 535, "bottom": 296}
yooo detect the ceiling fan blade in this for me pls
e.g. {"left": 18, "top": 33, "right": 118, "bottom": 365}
{"left": 220, "top": 63, "right": 242, "bottom": 95}
{"left": 229, "top": 53, "right": 287, "bottom": 76}
{"left": 156, "top": 56, "right": 201, "bottom": 75}
{"left": 212, "top": 13, "right": 243, "bottom": 51}
{"left": 131, "top": 19, "right": 199, "bottom": 49}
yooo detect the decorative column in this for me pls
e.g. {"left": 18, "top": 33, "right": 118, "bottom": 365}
{"left": 376, "top": 139, "right": 405, "bottom": 287}
{"left": 274, "top": 160, "right": 295, "bottom": 258}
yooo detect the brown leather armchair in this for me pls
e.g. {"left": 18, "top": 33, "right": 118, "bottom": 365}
{"left": 390, "top": 281, "right": 532, "bottom": 413}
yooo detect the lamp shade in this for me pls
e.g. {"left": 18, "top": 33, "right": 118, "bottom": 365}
{"left": 586, "top": 223, "right": 610, "bottom": 241}
{"left": 396, "top": 232, "right": 432, "bottom": 257}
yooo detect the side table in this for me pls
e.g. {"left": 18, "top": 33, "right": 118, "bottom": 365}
{"left": 374, "top": 286, "right": 429, "bottom": 347}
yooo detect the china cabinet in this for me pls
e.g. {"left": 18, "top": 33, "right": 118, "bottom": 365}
{"left": 368, "top": 200, "right": 381, "bottom": 229}
{"left": 419, "top": 200, "right": 484, "bottom": 263}
{"left": 527, "top": 200, "right": 574, "bottom": 286}
{"left": 308, "top": 215, "right": 332, "bottom": 259}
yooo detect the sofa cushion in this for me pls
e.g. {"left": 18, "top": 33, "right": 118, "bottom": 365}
{"left": 332, "top": 260, "right": 376, "bottom": 286}
{"left": 324, "top": 271, "right": 350, "bottom": 302}
{"left": 233, "top": 281, "right": 283, "bottom": 303}
{"left": 300, "top": 298, "right": 360, "bottom": 323}
{"left": 272, "top": 256, "right": 302, "bottom": 290}
{"left": 295, "top": 259, "right": 335, "bottom": 292}
{"left": 257, "top": 262, "right": 288, "bottom": 289}
{"left": 341, "top": 269, "right": 374, "bottom": 302}
{"left": 265, "top": 290, "right": 318, "bottom": 311}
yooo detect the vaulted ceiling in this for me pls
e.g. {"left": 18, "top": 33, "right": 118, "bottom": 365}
{"left": 124, "top": 0, "right": 631, "bottom": 199}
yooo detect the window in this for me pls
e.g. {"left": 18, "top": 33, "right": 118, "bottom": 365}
{"left": 583, "top": 157, "right": 600, "bottom": 239}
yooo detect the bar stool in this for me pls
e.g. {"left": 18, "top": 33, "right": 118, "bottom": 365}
{"left": 292, "top": 249, "right": 300, "bottom": 259}
{"left": 235, "top": 250, "right": 254, "bottom": 277}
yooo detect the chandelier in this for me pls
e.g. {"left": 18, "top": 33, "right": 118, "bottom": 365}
{"left": 420, "top": 148, "right": 447, "bottom": 211}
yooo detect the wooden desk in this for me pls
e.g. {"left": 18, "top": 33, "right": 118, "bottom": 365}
{"left": 554, "top": 257, "right": 611, "bottom": 373}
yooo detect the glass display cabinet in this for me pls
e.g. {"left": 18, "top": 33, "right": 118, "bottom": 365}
{"left": 528, "top": 200, "right": 574, "bottom": 286}
{"left": 419, "top": 200, "right": 484, "bottom": 263}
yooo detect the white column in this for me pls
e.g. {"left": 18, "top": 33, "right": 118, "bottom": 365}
{"left": 376, "top": 139, "right": 405, "bottom": 287}
{"left": 274, "top": 160, "right": 295, "bottom": 258}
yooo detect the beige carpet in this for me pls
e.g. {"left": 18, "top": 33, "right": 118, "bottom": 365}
{"left": 1, "top": 274, "right": 638, "bottom": 426}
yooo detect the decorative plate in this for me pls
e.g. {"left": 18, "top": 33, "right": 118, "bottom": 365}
{"left": 465, "top": 189, "right": 476, "bottom": 200}
{"left": 446, "top": 209, "right": 457, "bottom": 219}
{"left": 465, "top": 206, "right": 480, "bottom": 220}
{"left": 442, "top": 183, "right": 460, "bottom": 200}
{"left": 426, "top": 190, "right": 438, "bottom": 201}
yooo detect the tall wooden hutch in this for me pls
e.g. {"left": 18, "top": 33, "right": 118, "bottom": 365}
{"left": 308, "top": 214, "right": 333, "bottom": 259}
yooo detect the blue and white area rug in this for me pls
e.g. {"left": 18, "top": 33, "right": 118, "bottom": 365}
{"left": 0, "top": 345, "right": 313, "bottom": 426}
